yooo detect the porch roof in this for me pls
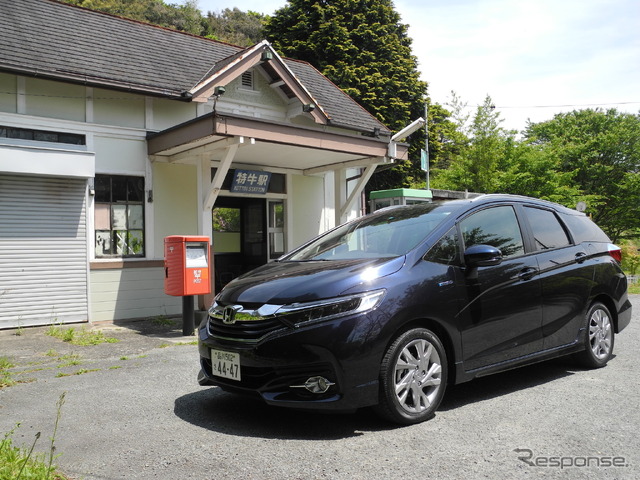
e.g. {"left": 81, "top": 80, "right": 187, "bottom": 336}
{"left": 148, "top": 112, "right": 408, "bottom": 174}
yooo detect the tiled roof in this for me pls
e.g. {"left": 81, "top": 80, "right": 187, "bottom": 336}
{"left": 0, "top": 0, "right": 389, "bottom": 135}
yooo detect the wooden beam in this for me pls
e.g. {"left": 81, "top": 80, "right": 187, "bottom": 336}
{"left": 340, "top": 164, "right": 377, "bottom": 219}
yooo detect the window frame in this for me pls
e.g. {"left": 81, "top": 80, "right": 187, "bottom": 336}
{"left": 521, "top": 205, "right": 572, "bottom": 252}
{"left": 94, "top": 174, "right": 145, "bottom": 259}
{"left": 458, "top": 204, "right": 526, "bottom": 260}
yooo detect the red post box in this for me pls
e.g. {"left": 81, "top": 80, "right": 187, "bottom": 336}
{"left": 164, "top": 235, "right": 211, "bottom": 296}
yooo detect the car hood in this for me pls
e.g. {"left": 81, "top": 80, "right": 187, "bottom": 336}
{"left": 216, "top": 256, "right": 405, "bottom": 305}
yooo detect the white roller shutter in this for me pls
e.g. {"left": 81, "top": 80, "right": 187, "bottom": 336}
{"left": 0, "top": 174, "right": 88, "bottom": 328}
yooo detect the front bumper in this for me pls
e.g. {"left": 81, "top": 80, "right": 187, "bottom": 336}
{"left": 196, "top": 311, "right": 383, "bottom": 411}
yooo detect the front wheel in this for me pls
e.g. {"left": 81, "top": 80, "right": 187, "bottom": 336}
{"left": 575, "top": 302, "right": 615, "bottom": 368}
{"left": 375, "top": 328, "right": 448, "bottom": 425}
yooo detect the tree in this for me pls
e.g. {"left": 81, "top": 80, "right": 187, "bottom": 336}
{"left": 264, "top": 0, "right": 429, "bottom": 191}
{"left": 433, "top": 95, "right": 514, "bottom": 193}
{"left": 62, "top": 0, "right": 212, "bottom": 36}
{"left": 205, "top": 8, "right": 266, "bottom": 46}
{"left": 524, "top": 109, "right": 640, "bottom": 241}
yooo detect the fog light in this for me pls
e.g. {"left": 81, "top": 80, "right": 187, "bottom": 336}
{"left": 291, "top": 376, "right": 335, "bottom": 394}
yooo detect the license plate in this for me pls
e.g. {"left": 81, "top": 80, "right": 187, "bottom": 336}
{"left": 210, "top": 349, "right": 241, "bottom": 381}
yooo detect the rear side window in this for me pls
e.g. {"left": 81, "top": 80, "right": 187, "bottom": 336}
{"left": 524, "top": 207, "right": 570, "bottom": 250}
{"left": 460, "top": 206, "right": 525, "bottom": 258}
{"left": 560, "top": 213, "right": 610, "bottom": 243}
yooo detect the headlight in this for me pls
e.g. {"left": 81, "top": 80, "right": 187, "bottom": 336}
{"left": 275, "top": 289, "right": 386, "bottom": 326}
{"left": 208, "top": 290, "right": 386, "bottom": 329}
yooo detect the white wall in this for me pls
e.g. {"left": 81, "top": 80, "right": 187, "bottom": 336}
{"left": 90, "top": 267, "right": 181, "bottom": 322}
{"left": 290, "top": 173, "right": 326, "bottom": 249}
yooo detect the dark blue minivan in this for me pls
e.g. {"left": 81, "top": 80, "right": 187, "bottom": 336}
{"left": 197, "top": 194, "right": 631, "bottom": 425}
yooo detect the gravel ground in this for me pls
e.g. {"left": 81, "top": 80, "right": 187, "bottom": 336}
{"left": 1, "top": 298, "right": 638, "bottom": 480}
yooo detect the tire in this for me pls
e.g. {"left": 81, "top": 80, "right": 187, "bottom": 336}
{"left": 374, "top": 328, "right": 448, "bottom": 425}
{"left": 575, "top": 302, "right": 615, "bottom": 368}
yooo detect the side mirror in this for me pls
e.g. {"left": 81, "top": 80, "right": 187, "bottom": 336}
{"left": 464, "top": 244, "right": 503, "bottom": 268}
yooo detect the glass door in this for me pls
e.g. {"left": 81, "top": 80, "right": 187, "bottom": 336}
{"left": 267, "top": 200, "right": 285, "bottom": 259}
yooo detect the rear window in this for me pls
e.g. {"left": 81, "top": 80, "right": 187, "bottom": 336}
{"left": 559, "top": 212, "right": 610, "bottom": 243}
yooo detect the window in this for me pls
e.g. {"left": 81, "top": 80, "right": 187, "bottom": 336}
{"left": 425, "top": 228, "right": 460, "bottom": 265}
{"left": 212, "top": 207, "right": 241, "bottom": 253}
{"left": 94, "top": 175, "right": 144, "bottom": 257}
{"left": 268, "top": 200, "right": 285, "bottom": 259}
{"left": 524, "top": 207, "right": 570, "bottom": 250}
{"left": 0, "top": 125, "right": 85, "bottom": 145}
{"left": 460, "top": 206, "right": 524, "bottom": 258}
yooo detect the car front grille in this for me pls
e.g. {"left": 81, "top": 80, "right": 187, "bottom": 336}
{"left": 207, "top": 314, "right": 287, "bottom": 343}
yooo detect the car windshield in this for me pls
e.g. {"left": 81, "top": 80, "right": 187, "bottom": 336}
{"left": 285, "top": 203, "right": 458, "bottom": 261}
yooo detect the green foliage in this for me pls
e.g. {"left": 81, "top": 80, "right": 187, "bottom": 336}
{"left": 205, "top": 8, "right": 266, "bottom": 46}
{"left": 524, "top": 109, "right": 640, "bottom": 241}
{"left": 0, "top": 393, "right": 68, "bottom": 480}
{"left": 433, "top": 95, "right": 513, "bottom": 193}
{"left": 434, "top": 103, "right": 640, "bottom": 241}
{"left": 62, "top": 0, "right": 212, "bottom": 36}
{"left": 620, "top": 242, "right": 640, "bottom": 276}
{"left": 46, "top": 326, "right": 119, "bottom": 346}
{"left": 0, "top": 356, "right": 16, "bottom": 388}
{"left": 265, "top": 0, "right": 429, "bottom": 191}
{"left": 212, "top": 207, "right": 241, "bottom": 232}
{"left": 62, "top": 0, "right": 267, "bottom": 45}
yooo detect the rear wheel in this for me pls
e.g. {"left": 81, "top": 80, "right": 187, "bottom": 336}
{"left": 575, "top": 302, "right": 614, "bottom": 368}
{"left": 375, "top": 328, "right": 447, "bottom": 425}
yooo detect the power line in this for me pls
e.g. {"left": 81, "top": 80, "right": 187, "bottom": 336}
{"left": 444, "top": 100, "right": 640, "bottom": 110}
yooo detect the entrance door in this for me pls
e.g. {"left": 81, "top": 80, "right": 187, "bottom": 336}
{"left": 212, "top": 197, "right": 272, "bottom": 291}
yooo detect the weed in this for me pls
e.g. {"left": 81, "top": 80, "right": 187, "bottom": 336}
{"left": 119, "top": 356, "right": 129, "bottom": 361}
{"left": 150, "top": 315, "right": 176, "bottom": 327}
{"left": 158, "top": 341, "right": 198, "bottom": 348}
{"left": 56, "top": 354, "right": 82, "bottom": 368}
{"left": 0, "top": 393, "right": 68, "bottom": 479}
{"left": 46, "top": 326, "right": 119, "bottom": 346}
{"left": 0, "top": 356, "right": 14, "bottom": 370}
{"left": 0, "top": 357, "right": 17, "bottom": 389}
{"left": 109, "top": 366, "right": 122, "bottom": 370}
{"left": 45, "top": 350, "right": 58, "bottom": 357}
{"left": 56, "top": 368, "right": 100, "bottom": 378}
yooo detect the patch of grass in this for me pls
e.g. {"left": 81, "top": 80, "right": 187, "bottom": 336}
{"left": 45, "top": 349, "right": 58, "bottom": 357}
{"left": 628, "top": 281, "right": 640, "bottom": 295}
{"left": 119, "top": 356, "right": 129, "bottom": 361}
{"left": 46, "top": 326, "right": 119, "bottom": 346}
{"left": 157, "top": 340, "right": 198, "bottom": 349}
{"left": 0, "top": 357, "right": 17, "bottom": 388}
{"left": 150, "top": 315, "right": 176, "bottom": 327}
{"left": 0, "top": 393, "right": 68, "bottom": 479}
{"left": 0, "top": 356, "right": 14, "bottom": 370}
{"left": 55, "top": 368, "right": 100, "bottom": 378}
{"left": 56, "top": 354, "right": 82, "bottom": 368}
{"left": 109, "top": 365, "right": 122, "bottom": 370}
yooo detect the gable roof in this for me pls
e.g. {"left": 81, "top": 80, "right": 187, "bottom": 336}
{"left": 0, "top": 0, "right": 390, "bottom": 136}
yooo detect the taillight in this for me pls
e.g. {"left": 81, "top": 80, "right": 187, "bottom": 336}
{"left": 608, "top": 244, "right": 622, "bottom": 263}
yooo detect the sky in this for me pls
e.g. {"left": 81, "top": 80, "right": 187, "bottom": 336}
{"left": 183, "top": 0, "right": 640, "bottom": 132}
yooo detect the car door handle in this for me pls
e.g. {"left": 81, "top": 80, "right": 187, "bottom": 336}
{"left": 575, "top": 252, "right": 588, "bottom": 264}
{"left": 518, "top": 267, "right": 538, "bottom": 281}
